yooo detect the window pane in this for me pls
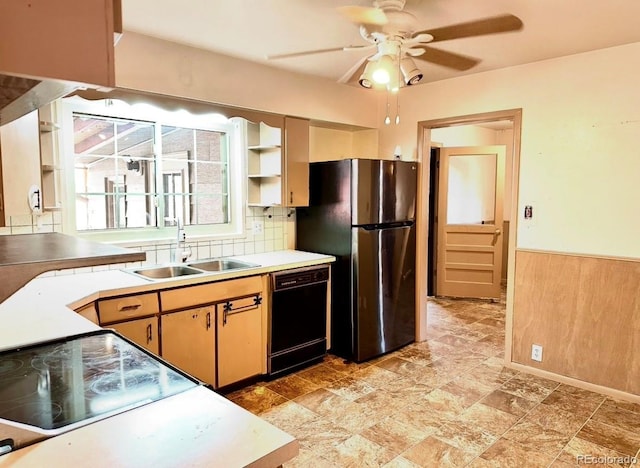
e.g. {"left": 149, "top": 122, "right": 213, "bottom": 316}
{"left": 73, "top": 114, "right": 156, "bottom": 231}
{"left": 446, "top": 154, "right": 496, "bottom": 225}
{"left": 161, "top": 126, "right": 229, "bottom": 226}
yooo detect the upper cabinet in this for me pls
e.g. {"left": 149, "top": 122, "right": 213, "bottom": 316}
{"left": 0, "top": 0, "right": 122, "bottom": 125}
{"left": 246, "top": 116, "right": 309, "bottom": 207}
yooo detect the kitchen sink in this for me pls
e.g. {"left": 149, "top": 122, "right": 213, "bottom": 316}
{"left": 187, "top": 259, "right": 259, "bottom": 272}
{"left": 130, "top": 265, "right": 204, "bottom": 279}
{"left": 127, "top": 258, "right": 260, "bottom": 281}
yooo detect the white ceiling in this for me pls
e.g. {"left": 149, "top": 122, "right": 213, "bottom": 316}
{"left": 121, "top": 0, "right": 640, "bottom": 85}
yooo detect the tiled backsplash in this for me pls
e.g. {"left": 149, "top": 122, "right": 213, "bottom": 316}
{"left": 0, "top": 211, "right": 63, "bottom": 236}
{"left": 2, "top": 207, "right": 295, "bottom": 277}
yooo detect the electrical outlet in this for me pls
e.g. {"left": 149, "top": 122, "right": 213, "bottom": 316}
{"left": 252, "top": 220, "right": 264, "bottom": 234}
{"left": 531, "top": 344, "right": 543, "bottom": 362}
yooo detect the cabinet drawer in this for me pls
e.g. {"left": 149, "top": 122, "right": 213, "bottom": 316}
{"left": 98, "top": 293, "right": 160, "bottom": 324}
{"left": 160, "top": 275, "right": 262, "bottom": 312}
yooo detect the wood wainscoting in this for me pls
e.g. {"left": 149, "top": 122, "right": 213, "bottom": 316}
{"left": 512, "top": 249, "right": 640, "bottom": 395}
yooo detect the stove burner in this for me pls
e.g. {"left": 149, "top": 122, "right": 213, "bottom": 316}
{"left": 0, "top": 402, "right": 62, "bottom": 428}
{"left": 0, "top": 359, "right": 23, "bottom": 375}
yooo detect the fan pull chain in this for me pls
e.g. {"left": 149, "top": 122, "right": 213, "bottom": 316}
{"left": 384, "top": 90, "right": 391, "bottom": 125}
{"left": 395, "top": 92, "right": 400, "bottom": 125}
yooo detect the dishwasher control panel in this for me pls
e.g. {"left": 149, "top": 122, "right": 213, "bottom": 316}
{"left": 272, "top": 265, "right": 330, "bottom": 291}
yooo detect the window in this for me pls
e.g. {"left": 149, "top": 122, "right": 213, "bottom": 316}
{"left": 63, "top": 98, "right": 242, "bottom": 241}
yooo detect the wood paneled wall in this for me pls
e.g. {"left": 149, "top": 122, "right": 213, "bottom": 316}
{"left": 512, "top": 250, "right": 640, "bottom": 395}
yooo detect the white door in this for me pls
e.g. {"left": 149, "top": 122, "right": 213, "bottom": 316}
{"left": 436, "top": 145, "right": 505, "bottom": 299}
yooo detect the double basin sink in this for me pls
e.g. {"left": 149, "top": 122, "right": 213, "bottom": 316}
{"left": 128, "top": 259, "right": 259, "bottom": 281}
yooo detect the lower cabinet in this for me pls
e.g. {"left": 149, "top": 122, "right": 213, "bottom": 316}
{"left": 161, "top": 306, "right": 215, "bottom": 387}
{"left": 217, "top": 294, "right": 263, "bottom": 388}
{"left": 110, "top": 317, "right": 159, "bottom": 355}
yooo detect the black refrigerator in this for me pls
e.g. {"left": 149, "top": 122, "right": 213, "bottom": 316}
{"left": 297, "top": 159, "right": 417, "bottom": 362}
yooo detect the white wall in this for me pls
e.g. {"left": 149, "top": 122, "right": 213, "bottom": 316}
{"left": 115, "top": 32, "right": 379, "bottom": 129}
{"left": 379, "top": 42, "right": 640, "bottom": 259}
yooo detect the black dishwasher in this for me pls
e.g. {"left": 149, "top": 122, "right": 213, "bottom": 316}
{"left": 268, "top": 265, "right": 330, "bottom": 378}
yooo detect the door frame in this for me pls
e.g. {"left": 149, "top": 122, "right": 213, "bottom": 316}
{"left": 416, "top": 109, "right": 522, "bottom": 364}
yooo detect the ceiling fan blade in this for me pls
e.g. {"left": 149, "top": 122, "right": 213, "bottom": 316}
{"left": 338, "top": 55, "right": 372, "bottom": 85}
{"left": 414, "top": 14, "right": 523, "bottom": 42}
{"left": 412, "top": 45, "right": 480, "bottom": 71}
{"left": 337, "top": 6, "right": 388, "bottom": 25}
{"left": 266, "top": 45, "right": 371, "bottom": 60}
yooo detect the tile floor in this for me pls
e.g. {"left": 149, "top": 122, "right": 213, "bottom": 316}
{"left": 225, "top": 295, "right": 640, "bottom": 467}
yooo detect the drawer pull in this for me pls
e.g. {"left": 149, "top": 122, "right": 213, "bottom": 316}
{"left": 118, "top": 303, "right": 142, "bottom": 312}
{"left": 206, "top": 311, "right": 211, "bottom": 330}
{"left": 146, "top": 323, "right": 153, "bottom": 344}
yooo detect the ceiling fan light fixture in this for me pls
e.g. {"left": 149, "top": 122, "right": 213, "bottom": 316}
{"left": 372, "top": 55, "right": 394, "bottom": 85}
{"left": 358, "top": 61, "right": 376, "bottom": 88}
{"left": 400, "top": 57, "right": 423, "bottom": 85}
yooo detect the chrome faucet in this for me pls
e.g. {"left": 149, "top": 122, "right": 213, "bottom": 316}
{"left": 172, "top": 217, "right": 191, "bottom": 263}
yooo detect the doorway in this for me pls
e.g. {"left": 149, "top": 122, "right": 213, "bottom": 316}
{"left": 415, "top": 109, "right": 521, "bottom": 362}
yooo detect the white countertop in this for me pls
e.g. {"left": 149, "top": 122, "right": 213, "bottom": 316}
{"left": 0, "top": 249, "right": 334, "bottom": 350}
{"left": 0, "top": 249, "right": 334, "bottom": 467}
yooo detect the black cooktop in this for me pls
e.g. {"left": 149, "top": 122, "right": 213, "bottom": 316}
{"left": 0, "top": 330, "right": 199, "bottom": 432}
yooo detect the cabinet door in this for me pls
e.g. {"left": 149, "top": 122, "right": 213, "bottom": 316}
{"left": 217, "top": 295, "right": 263, "bottom": 388}
{"left": 283, "top": 116, "right": 309, "bottom": 207}
{"left": 161, "top": 306, "right": 215, "bottom": 386}
{"left": 111, "top": 317, "right": 159, "bottom": 355}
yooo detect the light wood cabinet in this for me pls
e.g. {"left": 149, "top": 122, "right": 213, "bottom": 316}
{"left": 217, "top": 294, "right": 263, "bottom": 388}
{"left": 246, "top": 117, "right": 309, "bottom": 207}
{"left": 160, "top": 275, "right": 262, "bottom": 312}
{"left": 98, "top": 292, "right": 160, "bottom": 324}
{"left": 75, "top": 302, "right": 99, "bottom": 325}
{"left": 160, "top": 275, "right": 265, "bottom": 388}
{"left": 283, "top": 116, "right": 310, "bottom": 207}
{"left": 97, "top": 292, "right": 160, "bottom": 353}
{"left": 111, "top": 317, "right": 159, "bottom": 355}
{"left": 0, "top": 0, "right": 121, "bottom": 87}
{"left": 161, "top": 306, "right": 215, "bottom": 386}
{"left": 0, "top": 110, "right": 42, "bottom": 224}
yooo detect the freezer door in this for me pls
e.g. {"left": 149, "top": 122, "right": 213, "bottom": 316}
{"left": 352, "top": 159, "right": 418, "bottom": 225}
{"left": 352, "top": 224, "right": 416, "bottom": 361}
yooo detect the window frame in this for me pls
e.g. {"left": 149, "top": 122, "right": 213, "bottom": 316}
{"left": 60, "top": 96, "right": 246, "bottom": 245}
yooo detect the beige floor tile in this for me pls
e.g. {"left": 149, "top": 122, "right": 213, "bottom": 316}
{"left": 541, "top": 388, "right": 604, "bottom": 419}
{"left": 434, "top": 419, "right": 498, "bottom": 456}
{"left": 266, "top": 373, "right": 320, "bottom": 399}
{"left": 325, "top": 375, "right": 376, "bottom": 401}
{"left": 360, "top": 416, "right": 433, "bottom": 456}
{"left": 228, "top": 385, "right": 287, "bottom": 414}
{"left": 592, "top": 402, "right": 640, "bottom": 434}
{"left": 227, "top": 292, "right": 633, "bottom": 468}
{"left": 322, "top": 434, "right": 396, "bottom": 468}
{"left": 576, "top": 420, "right": 640, "bottom": 457}
{"left": 382, "top": 456, "right": 423, "bottom": 468}
{"left": 458, "top": 402, "right": 521, "bottom": 437}
{"left": 295, "top": 363, "right": 348, "bottom": 386}
{"left": 499, "top": 373, "right": 560, "bottom": 402}
{"left": 556, "top": 435, "right": 637, "bottom": 467}
{"left": 481, "top": 389, "right": 538, "bottom": 417}
{"left": 475, "top": 438, "right": 555, "bottom": 467}
{"left": 503, "top": 404, "right": 586, "bottom": 455}
{"left": 402, "top": 436, "right": 477, "bottom": 467}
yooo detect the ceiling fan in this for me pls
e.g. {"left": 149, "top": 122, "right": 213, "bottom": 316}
{"left": 267, "top": 0, "right": 523, "bottom": 89}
